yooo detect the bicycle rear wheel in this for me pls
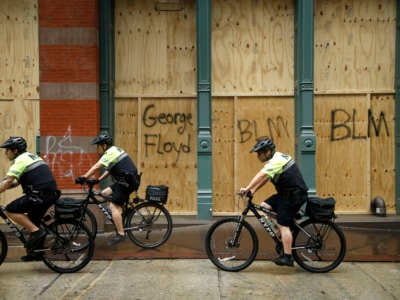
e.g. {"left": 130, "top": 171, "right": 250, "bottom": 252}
{"left": 0, "top": 230, "right": 7, "bottom": 266}
{"left": 205, "top": 217, "right": 258, "bottom": 272}
{"left": 82, "top": 208, "right": 97, "bottom": 239}
{"left": 292, "top": 219, "right": 346, "bottom": 273}
{"left": 41, "top": 220, "right": 94, "bottom": 273}
{"left": 125, "top": 202, "right": 173, "bottom": 248}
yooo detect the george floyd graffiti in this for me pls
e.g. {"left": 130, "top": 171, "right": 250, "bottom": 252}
{"left": 142, "top": 103, "right": 194, "bottom": 163}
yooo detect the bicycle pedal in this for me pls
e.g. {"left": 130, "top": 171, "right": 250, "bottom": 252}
{"left": 32, "top": 247, "right": 48, "bottom": 253}
{"left": 218, "top": 256, "right": 236, "bottom": 262}
{"left": 71, "top": 241, "right": 90, "bottom": 252}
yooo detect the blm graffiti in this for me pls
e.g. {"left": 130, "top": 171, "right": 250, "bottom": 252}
{"left": 142, "top": 104, "right": 194, "bottom": 162}
{"left": 331, "top": 109, "right": 390, "bottom": 141}
{"left": 237, "top": 116, "right": 290, "bottom": 143}
{"left": 236, "top": 108, "right": 390, "bottom": 144}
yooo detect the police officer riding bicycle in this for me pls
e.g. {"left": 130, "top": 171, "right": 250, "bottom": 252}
{"left": 240, "top": 138, "right": 308, "bottom": 266}
{"left": 78, "top": 133, "right": 139, "bottom": 246}
{"left": 0, "top": 136, "right": 60, "bottom": 261}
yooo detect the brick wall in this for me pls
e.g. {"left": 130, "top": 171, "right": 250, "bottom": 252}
{"left": 39, "top": 0, "right": 100, "bottom": 189}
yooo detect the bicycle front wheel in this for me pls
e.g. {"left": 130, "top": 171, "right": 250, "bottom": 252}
{"left": 205, "top": 217, "right": 258, "bottom": 272}
{"left": 0, "top": 230, "right": 8, "bottom": 266}
{"left": 41, "top": 220, "right": 94, "bottom": 273}
{"left": 125, "top": 202, "right": 173, "bottom": 248}
{"left": 292, "top": 219, "right": 346, "bottom": 273}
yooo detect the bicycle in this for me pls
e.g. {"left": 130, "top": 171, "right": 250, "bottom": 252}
{"left": 74, "top": 177, "right": 173, "bottom": 249}
{"left": 205, "top": 193, "right": 346, "bottom": 273}
{"left": 0, "top": 205, "right": 94, "bottom": 273}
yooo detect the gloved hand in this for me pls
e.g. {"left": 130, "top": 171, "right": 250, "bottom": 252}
{"left": 239, "top": 188, "right": 253, "bottom": 199}
{"left": 75, "top": 176, "right": 87, "bottom": 184}
{"left": 90, "top": 179, "right": 100, "bottom": 185}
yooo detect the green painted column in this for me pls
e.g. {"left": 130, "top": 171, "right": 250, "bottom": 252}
{"left": 294, "top": 0, "right": 316, "bottom": 196}
{"left": 99, "top": 0, "right": 115, "bottom": 190}
{"left": 395, "top": 0, "right": 400, "bottom": 214}
{"left": 99, "top": 0, "right": 115, "bottom": 135}
{"left": 196, "top": 0, "right": 212, "bottom": 219}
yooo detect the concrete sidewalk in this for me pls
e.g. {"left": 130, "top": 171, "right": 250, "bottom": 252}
{"left": 2, "top": 214, "right": 400, "bottom": 262}
{"left": 0, "top": 260, "right": 399, "bottom": 300}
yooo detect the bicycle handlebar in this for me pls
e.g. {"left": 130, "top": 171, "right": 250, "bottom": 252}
{"left": 237, "top": 191, "right": 253, "bottom": 201}
{"left": 74, "top": 177, "right": 112, "bottom": 203}
{"left": 75, "top": 177, "right": 100, "bottom": 187}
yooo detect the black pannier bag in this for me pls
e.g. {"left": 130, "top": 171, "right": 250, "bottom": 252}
{"left": 306, "top": 197, "right": 335, "bottom": 220}
{"left": 145, "top": 185, "right": 169, "bottom": 204}
{"left": 55, "top": 198, "right": 83, "bottom": 220}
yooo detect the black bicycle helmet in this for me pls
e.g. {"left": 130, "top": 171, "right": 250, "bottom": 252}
{"left": 250, "top": 137, "right": 275, "bottom": 153}
{"left": 0, "top": 136, "right": 27, "bottom": 153}
{"left": 91, "top": 132, "right": 113, "bottom": 145}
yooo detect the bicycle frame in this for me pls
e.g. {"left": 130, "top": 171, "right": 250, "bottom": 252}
{"left": 87, "top": 191, "right": 114, "bottom": 221}
{"left": 240, "top": 196, "right": 317, "bottom": 248}
{"left": 0, "top": 206, "right": 75, "bottom": 255}
{"left": 249, "top": 198, "right": 338, "bottom": 256}
{"left": 0, "top": 207, "right": 27, "bottom": 244}
{"left": 78, "top": 181, "right": 147, "bottom": 232}
{"left": 239, "top": 197, "right": 281, "bottom": 244}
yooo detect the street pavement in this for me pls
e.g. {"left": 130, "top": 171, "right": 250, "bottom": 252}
{"left": 0, "top": 260, "right": 399, "bottom": 300}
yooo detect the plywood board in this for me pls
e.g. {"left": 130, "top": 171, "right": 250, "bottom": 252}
{"left": 370, "top": 94, "right": 395, "bottom": 213}
{"left": 115, "top": 0, "right": 196, "bottom": 97}
{"left": 114, "top": 98, "right": 139, "bottom": 159}
{"left": 315, "top": 0, "right": 396, "bottom": 92}
{"left": 0, "top": 0, "right": 39, "bottom": 100}
{"left": 0, "top": 99, "right": 40, "bottom": 206}
{"left": 115, "top": 97, "right": 197, "bottom": 213}
{"left": 315, "top": 95, "right": 370, "bottom": 212}
{"left": 212, "top": 97, "right": 235, "bottom": 213}
{"left": 212, "top": 0, "right": 294, "bottom": 95}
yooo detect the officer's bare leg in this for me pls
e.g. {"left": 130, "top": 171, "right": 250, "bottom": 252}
{"left": 5, "top": 211, "right": 39, "bottom": 233}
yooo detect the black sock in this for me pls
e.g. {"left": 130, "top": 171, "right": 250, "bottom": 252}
{"left": 284, "top": 253, "right": 292, "bottom": 258}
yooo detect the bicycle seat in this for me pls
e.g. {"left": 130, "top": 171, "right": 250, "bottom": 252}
{"left": 100, "top": 194, "right": 112, "bottom": 201}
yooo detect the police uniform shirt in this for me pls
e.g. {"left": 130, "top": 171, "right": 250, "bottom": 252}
{"left": 98, "top": 146, "right": 137, "bottom": 178}
{"left": 260, "top": 152, "right": 308, "bottom": 193}
{"left": 7, "top": 152, "right": 57, "bottom": 192}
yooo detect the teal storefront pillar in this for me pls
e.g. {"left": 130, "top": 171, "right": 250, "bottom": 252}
{"left": 196, "top": 0, "right": 212, "bottom": 219}
{"left": 294, "top": 0, "right": 316, "bottom": 196}
{"left": 99, "top": 0, "right": 115, "bottom": 189}
{"left": 99, "top": 0, "right": 115, "bottom": 135}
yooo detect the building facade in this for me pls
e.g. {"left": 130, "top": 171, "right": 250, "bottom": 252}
{"left": 0, "top": 0, "right": 399, "bottom": 218}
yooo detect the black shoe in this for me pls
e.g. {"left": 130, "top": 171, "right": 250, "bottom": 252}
{"left": 107, "top": 234, "right": 126, "bottom": 246}
{"left": 71, "top": 241, "right": 90, "bottom": 252}
{"left": 272, "top": 254, "right": 294, "bottom": 266}
{"left": 21, "top": 253, "right": 42, "bottom": 262}
{"left": 25, "top": 229, "right": 46, "bottom": 250}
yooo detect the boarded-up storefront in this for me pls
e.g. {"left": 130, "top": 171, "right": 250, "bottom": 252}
{"left": 114, "top": 0, "right": 396, "bottom": 215}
